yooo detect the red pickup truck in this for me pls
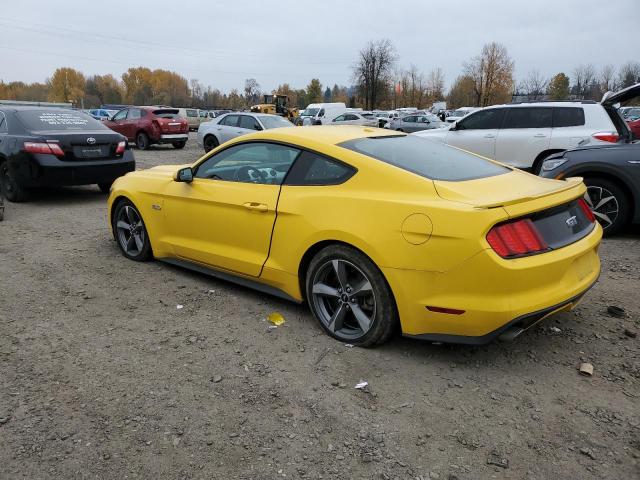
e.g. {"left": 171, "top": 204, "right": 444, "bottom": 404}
{"left": 105, "top": 107, "right": 189, "bottom": 150}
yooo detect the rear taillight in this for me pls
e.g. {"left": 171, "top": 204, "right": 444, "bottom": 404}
{"left": 24, "top": 142, "right": 64, "bottom": 157}
{"left": 591, "top": 131, "right": 619, "bottom": 143}
{"left": 487, "top": 218, "right": 548, "bottom": 258}
{"left": 578, "top": 198, "right": 596, "bottom": 223}
{"left": 116, "top": 141, "right": 126, "bottom": 155}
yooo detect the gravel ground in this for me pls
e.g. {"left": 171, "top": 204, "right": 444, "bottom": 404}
{"left": 1, "top": 133, "right": 639, "bottom": 480}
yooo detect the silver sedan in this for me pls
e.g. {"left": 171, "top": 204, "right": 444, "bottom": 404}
{"left": 388, "top": 114, "right": 446, "bottom": 133}
{"left": 197, "top": 113, "right": 293, "bottom": 152}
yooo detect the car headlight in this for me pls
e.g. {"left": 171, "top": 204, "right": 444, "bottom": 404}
{"left": 541, "top": 158, "right": 568, "bottom": 171}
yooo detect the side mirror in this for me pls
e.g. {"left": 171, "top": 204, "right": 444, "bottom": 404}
{"left": 254, "top": 124, "right": 263, "bottom": 131}
{"left": 175, "top": 167, "right": 193, "bottom": 183}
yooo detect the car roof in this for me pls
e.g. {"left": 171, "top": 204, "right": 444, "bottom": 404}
{"left": 244, "top": 125, "right": 401, "bottom": 145}
{"left": 0, "top": 106, "right": 77, "bottom": 113}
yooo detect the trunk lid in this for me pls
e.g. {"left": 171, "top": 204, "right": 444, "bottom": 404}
{"left": 601, "top": 82, "right": 640, "bottom": 106}
{"left": 36, "top": 130, "right": 124, "bottom": 161}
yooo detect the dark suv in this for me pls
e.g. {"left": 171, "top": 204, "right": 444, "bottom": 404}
{"left": 0, "top": 107, "right": 135, "bottom": 202}
{"left": 104, "top": 106, "right": 189, "bottom": 150}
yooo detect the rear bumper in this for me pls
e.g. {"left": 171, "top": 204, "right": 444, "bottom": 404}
{"left": 158, "top": 134, "right": 188, "bottom": 144}
{"left": 383, "top": 223, "right": 602, "bottom": 343}
{"left": 10, "top": 151, "right": 136, "bottom": 187}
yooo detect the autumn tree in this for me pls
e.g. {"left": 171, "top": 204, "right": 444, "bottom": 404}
{"left": 518, "top": 69, "right": 548, "bottom": 101}
{"left": 547, "top": 73, "right": 570, "bottom": 100}
{"left": 306, "top": 79, "right": 323, "bottom": 104}
{"left": 48, "top": 67, "right": 86, "bottom": 106}
{"left": 85, "top": 74, "right": 123, "bottom": 107}
{"left": 0, "top": 81, "right": 49, "bottom": 101}
{"left": 122, "top": 67, "right": 153, "bottom": 104}
{"left": 463, "top": 42, "right": 514, "bottom": 107}
{"left": 446, "top": 75, "right": 476, "bottom": 109}
{"left": 353, "top": 39, "right": 397, "bottom": 110}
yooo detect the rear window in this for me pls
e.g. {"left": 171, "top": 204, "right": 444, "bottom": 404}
{"left": 552, "top": 107, "right": 585, "bottom": 128}
{"left": 503, "top": 107, "right": 552, "bottom": 129}
{"left": 339, "top": 135, "right": 509, "bottom": 182}
{"left": 153, "top": 109, "right": 180, "bottom": 119}
{"left": 259, "top": 116, "right": 293, "bottom": 129}
{"left": 16, "top": 110, "right": 106, "bottom": 132}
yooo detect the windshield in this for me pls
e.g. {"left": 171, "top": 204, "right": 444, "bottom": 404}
{"left": 259, "top": 115, "right": 293, "bottom": 129}
{"left": 16, "top": 110, "right": 107, "bottom": 132}
{"left": 339, "top": 135, "right": 509, "bottom": 181}
{"left": 153, "top": 109, "right": 180, "bottom": 119}
{"left": 303, "top": 108, "right": 320, "bottom": 117}
{"left": 452, "top": 109, "right": 470, "bottom": 117}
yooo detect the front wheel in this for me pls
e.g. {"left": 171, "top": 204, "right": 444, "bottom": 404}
{"left": 172, "top": 141, "right": 186, "bottom": 149}
{"left": 112, "top": 200, "right": 152, "bottom": 261}
{"left": 395, "top": 128, "right": 404, "bottom": 132}
{"left": 584, "top": 177, "right": 630, "bottom": 236}
{"left": 136, "top": 132, "right": 150, "bottom": 150}
{"left": 203, "top": 135, "right": 219, "bottom": 153}
{"left": 0, "top": 160, "right": 29, "bottom": 202}
{"left": 306, "top": 245, "right": 398, "bottom": 347}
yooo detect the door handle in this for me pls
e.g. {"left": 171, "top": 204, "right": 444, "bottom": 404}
{"left": 534, "top": 134, "right": 546, "bottom": 138}
{"left": 483, "top": 134, "right": 495, "bottom": 138}
{"left": 243, "top": 202, "right": 268, "bottom": 212}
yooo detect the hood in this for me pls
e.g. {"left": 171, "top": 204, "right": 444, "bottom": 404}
{"left": 433, "top": 169, "right": 584, "bottom": 210}
{"left": 601, "top": 83, "right": 640, "bottom": 106}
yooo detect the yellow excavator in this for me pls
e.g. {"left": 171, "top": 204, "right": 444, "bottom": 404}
{"left": 250, "top": 94, "right": 298, "bottom": 122}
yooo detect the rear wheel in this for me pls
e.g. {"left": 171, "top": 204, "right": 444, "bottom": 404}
{"left": 0, "top": 160, "right": 29, "bottom": 202}
{"left": 584, "top": 177, "right": 630, "bottom": 235}
{"left": 136, "top": 132, "right": 150, "bottom": 150}
{"left": 172, "top": 141, "right": 186, "bottom": 149}
{"left": 396, "top": 128, "right": 404, "bottom": 132}
{"left": 305, "top": 245, "right": 398, "bottom": 347}
{"left": 112, "top": 200, "right": 152, "bottom": 261}
{"left": 203, "top": 135, "right": 219, "bottom": 153}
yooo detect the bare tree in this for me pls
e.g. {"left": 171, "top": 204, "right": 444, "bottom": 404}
{"left": 572, "top": 64, "right": 596, "bottom": 99}
{"left": 244, "top": 78, "right": 261, "bottom": 106}
{"left": 617, "top": 61, "right": 640, "bottom": 89}
{"left": 463, "top": 42, "right": 514, "bottom": 107}
{"left": 518, "top": 69, "right": 548, "bottom": 101}
{"left": 599, "top": 64, "right": 616, "bottom": 93}
{"left": 353, "top": 39, "right": 397, "bottom": 110}
{"left": 426, "top": 67, "right": 445, "bottom": 101}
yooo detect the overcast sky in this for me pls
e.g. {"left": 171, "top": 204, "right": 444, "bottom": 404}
{"left": 0, "top": 0, "right": 635, "bottom": 92}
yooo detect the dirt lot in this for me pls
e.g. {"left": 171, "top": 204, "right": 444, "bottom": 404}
{"left": 1, "top": 133, "right": 639, "bottom": 480}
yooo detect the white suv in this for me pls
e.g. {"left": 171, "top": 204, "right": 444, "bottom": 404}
{"left": 415, "top": 93, "right": 636, "bottom": 172}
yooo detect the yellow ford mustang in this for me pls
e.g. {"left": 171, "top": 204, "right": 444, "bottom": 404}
{"left": 107, "top": 126, "right": 601, "bottom": 346}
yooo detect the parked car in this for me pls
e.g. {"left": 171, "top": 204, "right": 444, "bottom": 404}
{"left": 88, "top": 108, "right": 117, "bottom": 121}
{"left": 0, "top": 107, "right": 134, "bottom": 201}
{"left": 330, "top": 112, "right": 378, "bottom": 127}
{"left": 196, "top": 112, "right": 293, "bottom": 152}
{"left": 621, "top": 107, "right": 640, "bottom": 120}
{"left": 108, "top": 126, "right": 601, "bottom": 347}
{"left": 540, "top": 143, "right": 640, "bottom": 235}
{"left": 416, "top": 83, "right": 640, "bottom": 172}
{"left": 177, "top": 108, "right": 202, "bottom": 131}
{"left": 388, "top": 113, "right": 445, "bottom": 132}
{"left": 445, "top": 107, "right": 478, "bottom": 123}
{"left": 104, "top": 107, "right": 189, "bottom": 150}
{"left": 628, "top": 117, "right": 640, "bottom": 138}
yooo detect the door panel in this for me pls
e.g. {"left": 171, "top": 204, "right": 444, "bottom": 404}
{"left": 446, "top": 129, "right": 498, "bottom": 159}
{"left": 495, "top": 128, "right": 551, "bottom": 168}
{"left": 162, "top": 180, "right": 280, "bottom": 276}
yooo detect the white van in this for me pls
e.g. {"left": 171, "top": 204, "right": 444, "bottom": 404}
{"left": 300, "top": 102, "right": 347, "bottom": 125}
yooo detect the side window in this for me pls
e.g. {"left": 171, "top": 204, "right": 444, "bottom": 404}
{"left": 220, "top": 115, "right": 239, "bottom": 127}
{"left": 285, "top": 151, "right": 356, "bottom": 186}
{"left": 458, "top": 109, "right": 505, "bottom": 130}
{"left": 346, "top": 114, "right": 359, "bottom": 120}
{"left": 186, "top": 109, "right": 197, "bottom": 117}
{"left": 0, "top": 112, "right": 8, "bottom": 134}
{"left": 502, "top": 108, "right": 552, "bottom": 129}
{"left": 199, "top": 111, "right": 207, "bottom": 118}
{"left": 333, "top": 115, "right": 345, "bottom": 122}
{"left": 239, "top": 115, "right": 260, "bottom": 130}
{"left": 128, "top": 109, "right": 141, "bottom": 120}
{"left": 194, "top": 142, "right": 300, "bottom": 185}
{"left": 113, "top": 109, "right": 128, "bottom": 121}
{"left": 552, "top": 108, "right": 585, "bottom": 128}
{"left": 318, "top": 109, "right": 325, "bottom": 118}
{"left": 403, "top": 116, "right": 414, "bottom": 123}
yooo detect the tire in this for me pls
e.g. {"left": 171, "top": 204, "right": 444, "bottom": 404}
{"left": 203, "top": 135, "right": 219, "bottom": 153}
{"left": 112, "top": 199, "right": 152, "bottom": 261}
{"left": 0, "top": 160, "right": 29, "bottom": 202}
{"left": 583, "top": 177, "right": 631, "bottom": 236}
{"left": 172, "top": 141, "right": 186, "bottom": 149}
{"left": 396, "top": 128, "right": 404, "bottom": 132}
{"left": 136, "top": 132, "right": 150, "bottom": 150}
{"left": 305, "top": 245, "right": 398, "bottom": 347}
{"left": 98, "top": 182, "right": 113, "bottom": 194}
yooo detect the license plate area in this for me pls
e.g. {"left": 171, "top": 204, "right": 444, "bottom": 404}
{"left": 73, "top": 145, "right": 110, "bottom": 158}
